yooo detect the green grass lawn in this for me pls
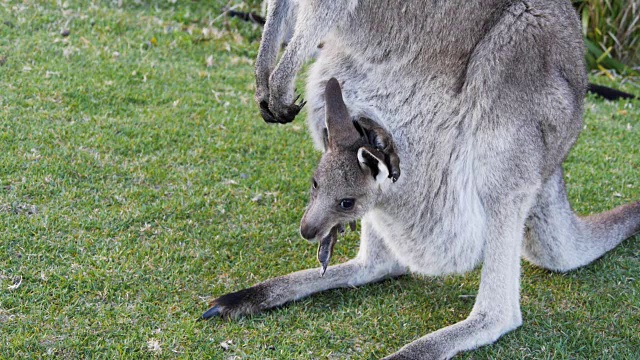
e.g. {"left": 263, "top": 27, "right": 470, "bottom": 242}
{"left": 1, "top": 1, "right": 639, "bottom": 359}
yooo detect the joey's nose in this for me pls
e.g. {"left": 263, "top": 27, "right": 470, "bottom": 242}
{"left": 299, "top": 224, "right": 318, "bottom": 241}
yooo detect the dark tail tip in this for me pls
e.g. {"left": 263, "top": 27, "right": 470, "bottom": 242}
{"left": 587, "top": 83, "right": 637, "bottom": 101}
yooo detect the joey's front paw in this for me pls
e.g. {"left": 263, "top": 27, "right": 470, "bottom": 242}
{"left": 259, "top": 93, "right": 306, "bottom": 124}
{"left": 201, "top": 285, "right": 267, "bottom": 320}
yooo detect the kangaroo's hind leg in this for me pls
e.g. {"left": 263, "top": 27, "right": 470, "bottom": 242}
{"left": 523, "top": 166, "right": 640, "bottom": 272}
{"left": 202, "top": 216, "right": 406, "bottom": 319}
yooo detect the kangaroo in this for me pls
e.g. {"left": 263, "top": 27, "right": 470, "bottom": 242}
{"left": 204, "top": 1, "right": 640, "bottom": 358}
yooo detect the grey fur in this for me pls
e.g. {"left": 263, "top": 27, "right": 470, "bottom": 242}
{"left": 205, "top": 1, "right": 640, "bottom": 358}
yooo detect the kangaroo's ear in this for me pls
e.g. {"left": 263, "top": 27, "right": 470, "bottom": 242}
{"left": 357, "top": 146, "right": 390, "bottom": 184}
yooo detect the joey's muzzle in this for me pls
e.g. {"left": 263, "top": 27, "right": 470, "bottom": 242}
{"left": 300, "top": 206, "right": 326, "bottom": 241}
{"left": 299, "top": 222, "right": 318, "bottom": 241}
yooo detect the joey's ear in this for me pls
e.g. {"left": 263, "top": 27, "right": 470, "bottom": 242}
{"left": 357, "top": 147, "right": 390, "bottom": 184}
{"left": 356, "top": 117, "right": 401, "bottom": 182}
{"left": 324, "top": 78, "right": 361, "bottom": 149}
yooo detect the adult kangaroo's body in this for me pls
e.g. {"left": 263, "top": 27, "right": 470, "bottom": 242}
{"left": 204, "top": 1, "right": 640, "bottom": 358}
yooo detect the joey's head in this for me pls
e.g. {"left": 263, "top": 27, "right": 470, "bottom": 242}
{"left": 300, "top": 78, "right": 400, "bottom": 242}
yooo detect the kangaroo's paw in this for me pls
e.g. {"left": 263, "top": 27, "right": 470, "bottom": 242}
{"left": 201, "top": 284, "right": 267, "bottom": 320}
{"left": 259, "top": 93, "right": 306, "bottom": 124}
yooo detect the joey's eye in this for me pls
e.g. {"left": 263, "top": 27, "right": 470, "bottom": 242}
{"left": 312, "top": 179, "right": 318, "bottom": 189}
{"left": 339, "top": 198, "right": 355, "bottom": 210}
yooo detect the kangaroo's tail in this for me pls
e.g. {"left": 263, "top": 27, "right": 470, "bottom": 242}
{"left": 588, "top": 83, "right": 638, "bottom": 101}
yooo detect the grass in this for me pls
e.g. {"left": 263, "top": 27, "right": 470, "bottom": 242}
{"left": 0, "top": 1, "right": 639, "bottom": 359}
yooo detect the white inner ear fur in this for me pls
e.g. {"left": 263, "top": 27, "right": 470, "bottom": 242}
{"left": 357, "top": 148, "right": 389, "bottom": 184}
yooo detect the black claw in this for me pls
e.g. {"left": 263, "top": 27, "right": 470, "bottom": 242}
{"left": 201, "top": 305, "right": 222, "bottom": 320}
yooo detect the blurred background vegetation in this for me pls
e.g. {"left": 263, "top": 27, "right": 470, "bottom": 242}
{"left": 572, "top": 0, "right": 638, "bottom": 76}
